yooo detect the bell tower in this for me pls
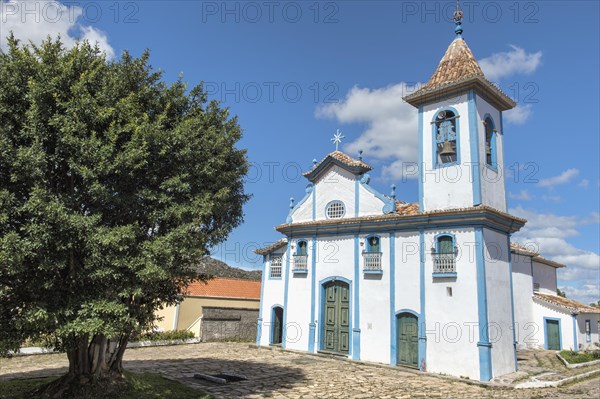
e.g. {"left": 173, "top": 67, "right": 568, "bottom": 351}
{"left": 403, "top": 3, "right": 515, "bottom": 212}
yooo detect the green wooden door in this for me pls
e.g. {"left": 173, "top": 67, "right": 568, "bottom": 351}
{"left": 397, "top": 313, "right": 419, "bottom": 367}
{"left": 546, "top": 319, "right": 561, "bottom": 350}
{"left": 272, "top": 307, "right": 283, "bottom": 345}
{"left": 323, "top": 281, "right": 350, "bottom": 354}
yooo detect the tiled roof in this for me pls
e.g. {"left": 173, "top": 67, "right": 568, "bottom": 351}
{"left": 395, "top": 201, "right": 420, "bottom": 215}
{"left": 534, "top": 293, "right": 600, "bottom": 314}
{"left": 420, "top": 38, "right": 484, "bottom": 91}
{"left": 510, "top": 242, "right": 539, "bottom": 256}
{"left": 404, "top": 38, "right": 516, "bottom": 111}
{"left": 254, "top": 238, "right": 288, "bottom": 255}
{"left": 185, "top": 277, "right": 261, "bottom": 300}
{"left": 510, "top": 243, "right": 565, "bottom": 268}
{"left": 303, "top": 151, "right": 373, "bottom": 181}
{"left": 276, "top": 204, "right": 525, "bottom": 230}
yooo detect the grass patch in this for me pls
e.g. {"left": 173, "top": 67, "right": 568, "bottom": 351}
{"left": 132, "top": 330, "right": 195, "bottom": 342}
{"left": 0, "top": 372, "right": 210, "bottom": 399}
{"left": 559, "top": 350, "right": 600, "bottom": 364}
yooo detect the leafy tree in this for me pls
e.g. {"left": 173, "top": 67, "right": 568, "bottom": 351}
{"left": 557, "top": 288, "right": 567, "bottom": 298}
{"left": 0, "top": 36, "right": 249, "bottom": 394}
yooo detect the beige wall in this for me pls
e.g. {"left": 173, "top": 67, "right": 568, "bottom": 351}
{"left": 154, "top": 296, "right": 260, "bottom": 333}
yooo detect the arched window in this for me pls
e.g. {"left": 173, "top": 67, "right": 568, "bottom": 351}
{"left": 363, "top": 235, "right": 382, "bottom": 272}
{"left": 293, "top": 240, "right": 308, "bottom": 272}
{"left": 296, "top": 240, "right": 308, "bottom": 256}
{"left": 432, "top": 234, "right": 457, "bottom": 275}
{"left": 270, "top": 255, "right": 282, "bottom": 279}
{"left": 366, "top": 236, "right": 380, "bottom": 253}
{"left": 434, "top": 110, "right": 458, "bottom": 165}
{"left": 484, "top": 116, "right": 497, "bottom": 168}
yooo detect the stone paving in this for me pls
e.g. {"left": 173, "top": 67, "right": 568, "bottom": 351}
{"left": 1, "top": 343, "right": 599, "bottom": 398}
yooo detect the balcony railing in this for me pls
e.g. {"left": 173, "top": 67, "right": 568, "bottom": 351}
{"left": 363, "top": 252, "right": 382, "bottom": 272}
{"left": 292, "top": 254, "right": 308, "bottom": 272}
{"left": 432, "top": 252, "right": 456, "bottom": 274}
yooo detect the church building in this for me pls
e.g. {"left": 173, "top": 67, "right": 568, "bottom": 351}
{"left": 254, "top": 7, "right": 599, "bottom": 381}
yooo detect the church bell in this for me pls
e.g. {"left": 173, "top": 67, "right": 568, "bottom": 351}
{"left": 439, "top": 141, "right": 456, "bottom": 156}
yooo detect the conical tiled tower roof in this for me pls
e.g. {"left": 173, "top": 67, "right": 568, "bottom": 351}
{"left": 419, "top": 38, "right": 484, "bottom": 91}
{"left": 404, "top": 35, "right": 516, "bottom": 111}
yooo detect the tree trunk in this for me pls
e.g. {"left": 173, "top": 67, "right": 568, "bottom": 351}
{"left": 35, "top": 333, "right": 131, "bottom": 398}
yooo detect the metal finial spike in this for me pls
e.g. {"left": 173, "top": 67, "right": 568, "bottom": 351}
{"left": 358, "top": 150, "right": 363, "bottom": 161}
{"left": 289, "top": 197, "right": 295, "bottom": 209}
{"left": 453, "top": 0, "right": 464, "bottom": 37}
{"left": 331, "top": 129, "right": 345, "bottom": 151}
{"left": 312, "top": 158, "right": 318, "bottom": 166}
{"left": 391, "top": 184, "right": 397, "bottom": 199}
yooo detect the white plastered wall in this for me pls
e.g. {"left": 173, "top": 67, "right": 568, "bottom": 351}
{"left": 483, "top": 228, "right": 516, "bottom": 377}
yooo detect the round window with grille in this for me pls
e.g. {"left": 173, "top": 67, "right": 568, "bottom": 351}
{"left": 326, "top": 201, "right": 345, "bottom": 219}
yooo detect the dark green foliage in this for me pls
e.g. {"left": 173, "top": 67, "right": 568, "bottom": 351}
{"left": 0, "top": 34, "right": 249, "bottom": 384}
{"left": 133, "top": 330, "right": 196, "bottom": 342}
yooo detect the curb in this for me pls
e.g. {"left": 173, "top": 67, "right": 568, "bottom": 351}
{"left": 13, "top": 338, "right": 202, "bottom": 356}
{"left": 556, "top": 352, "right": 600, "bottom": 369}
{"left": 515, "top": 368, "right": 600, "bottom": 389}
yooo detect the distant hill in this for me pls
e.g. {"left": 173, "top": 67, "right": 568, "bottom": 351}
{"left": 192, "top": 257, "right": 262, "bottom": 281}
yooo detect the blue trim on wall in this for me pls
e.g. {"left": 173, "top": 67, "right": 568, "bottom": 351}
{"left": 282, "top": 242, "right": 291, "bottom": 348}
{"left": 572, "top": 314, "right": 578, "bottom": 352}
{"left": 308, "top": 237, "right": 317, "bottom": 352}
{"left": 318, "top": 276, "right": 353, "bottom": 356}
{"left": 475, "top": 227, "right": 492, "bottom": 381}
{"left": 468, "top": 91, "right": 482, "bottom": 206}
{"left": 418, "top": 229, "right": 427, "bottom": 371}
{"left": 256, "top": 254, "right": 268, "bottom": 345}
{"left": 389, "top": 232, "right": 396, "bottom": 366}
{"left": 418, "top": 107, "right": 424, "bottom": 211}
{"left": 358, "top": 174, "right": 395, "bottom": 214}
{"left": 355, "top": 177, "right": 360, "bottom": 217}
{"left": 431, "top": 106, "right": 462, "bottom": 169}
{"left": 543, "top": 317, "right": 563, "bottom": 350}
{"left": 506, "top": 235, "right": 518, "bottom": 370}
{"left": 353, "top": 235, "right": 361, "bottom": 360}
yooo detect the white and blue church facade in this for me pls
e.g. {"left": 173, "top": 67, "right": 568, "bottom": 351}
{"left": 255, "top": 13, "right": 599, "bottom": 381}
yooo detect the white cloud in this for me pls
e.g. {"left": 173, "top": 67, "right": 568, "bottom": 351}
{"left": 0, "top": 0, "right": 114, "bottom": 59}
{"left": 479, "top": 45, "right": 542, "bottom": 81}
{"left": 509, "top": 190, "right": 532, "bottom": 201}
{"left": 316, "top": 82, "right": 420, "bottom": 180}
{"left": 537, "top": 168, "right": 579, "bottom": 188}
{"left": 541, "top": 195, "right": 561, "bottom": 203}
{"left": 504, "top": 104, "right": 533, "bottom": 125}
{"left": 578, "top": 179, "right": 590, "bottom": 189}
{"left": 510, "top": 206, "right": 600, "bottom": 304}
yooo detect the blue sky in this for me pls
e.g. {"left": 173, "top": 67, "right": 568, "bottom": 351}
{"left": 1, "top": 0, "right": 598, "bottom": 304}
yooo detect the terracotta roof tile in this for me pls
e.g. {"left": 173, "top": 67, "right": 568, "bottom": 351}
{"left": 534, "top": 293, "right": 600, "bottom": 314}
{"left": 510, "top": 243, "right": 565, "bottom": 268}
{"left": 254, "top": 238, "right": 288, "bottom": 255}
{"left": 185, "top": 278, "right": 261, "bottom": 300}
{"left": 395, "top": 201, "right": 420, "bottom": 215}
{"left": 404, "top": 38, "right": 516, "bottom": 110}
{"left": 420, "top": 38, "right": 484, "bottom": 91}
{"left": 303, "top": 151, "right": 373, "bottom": 180}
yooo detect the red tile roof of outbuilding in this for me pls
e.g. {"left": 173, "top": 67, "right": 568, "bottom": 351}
{"left": 184, "top": 278, "right": 261, "bottom": 300}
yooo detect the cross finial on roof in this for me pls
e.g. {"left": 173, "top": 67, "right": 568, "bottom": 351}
{"left": 331, "top": 129, "right": 345, "bottom": 151}
{"left": 453, "top": 0, "right": 464, "bottom": 37}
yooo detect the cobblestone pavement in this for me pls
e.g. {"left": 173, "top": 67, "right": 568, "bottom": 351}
{"left": 1, "top": 343, "right": 599, "bottom": 398}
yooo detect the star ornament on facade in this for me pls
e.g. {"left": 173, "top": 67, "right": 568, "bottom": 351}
{"left": 331, "top": 129, "right": 345, "bottom": 151}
